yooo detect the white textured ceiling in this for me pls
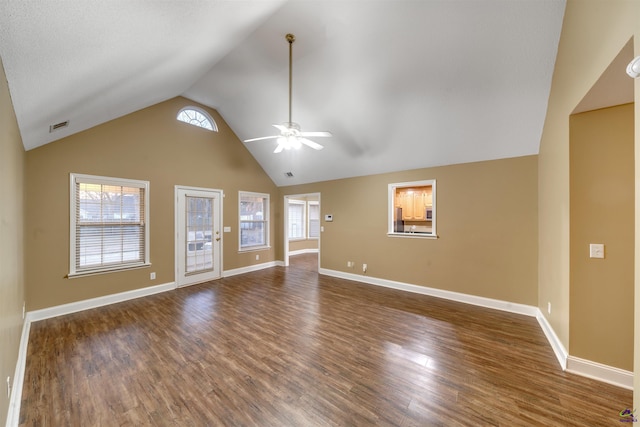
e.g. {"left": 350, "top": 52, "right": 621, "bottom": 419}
{"left": 0, "top": 0, "right": 567, "bottom": 186}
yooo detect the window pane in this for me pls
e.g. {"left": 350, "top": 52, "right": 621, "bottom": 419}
{"left": 240, "top": 221, "right": 265, "bottom": 247}
{"left": 240, "top": 197, "right": 265, "bottom": 220}
{"left": 308, "top": 202, "right": 320, "bottom": 238}
{"left": 185, "top": 196, "right": 213, "bottom": 274}
{"left": 239, "top": 192, "right": 269, "bottom": 250}
{"left": 288, "top": 202, "right": 304, "bottom": 239}
{"left": 72, "top": 174, "right": 148, "bottom": 275}
{"left": 176, "top": 107, "right": 217, "bottom": 131}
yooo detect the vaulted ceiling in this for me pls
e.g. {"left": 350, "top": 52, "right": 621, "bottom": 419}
{"left": 0, "top": 0, "right": 567, "bottom": 186}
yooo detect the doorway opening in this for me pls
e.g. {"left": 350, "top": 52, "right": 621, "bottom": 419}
{"left": 283, "top": 193, "right": 321, "bottom": 270}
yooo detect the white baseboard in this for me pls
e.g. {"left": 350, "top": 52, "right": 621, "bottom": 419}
{"left": 566, "top": 356, "right": 633, "bottom": 390}
{"left": 27, "top": 282, "right": 176, "bottom": 322}
{"left": 289, "top": 249, "right": 319, "bottom": 256}
{"left": 319, "top": 268, "right": 539, "bottom": 317}
{"left": 535, "top": 310, "right": 568, "bottom": 370}
{"left": 6, "top": 318, "right": 31, "bottom": 427}
{"left": 535, "top": 311, "right": 632, "bottom": 389}
{"left": 223, "top": 261, "right": 280, "bottom": 277}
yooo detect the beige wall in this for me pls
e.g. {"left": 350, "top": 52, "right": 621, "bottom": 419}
{"left": 570, "top": 104, "right": 634, "bottom": 370}
{"left": 281, "top": 155, "right": 538, "bottom": 305}
{"left": 0, "top": 58, "right": 26, "bottom": 425}
{"left": 25, "top": 97, "right": 278, "bottom": 310}
{"left": 537, "top": 0, "right": 639, "bottom": 400}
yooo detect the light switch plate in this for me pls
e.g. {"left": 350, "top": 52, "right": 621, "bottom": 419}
{"left": 223, "top": 226, "right": 231, "bottom": 233}
{"left": 589, "top": 243, "right": 604, "bottom": 259}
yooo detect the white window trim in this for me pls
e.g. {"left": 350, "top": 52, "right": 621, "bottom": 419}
{"left": 69, "top": 173, "right": 150, "bottom": 278}
{"left": 239, "top": 191, "right": 270, "bottom": 251}
{"left": 387, "top": 179, "right": 437, "bottom": 238}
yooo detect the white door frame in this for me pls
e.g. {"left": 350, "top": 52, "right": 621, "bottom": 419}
{"left": 175, "top": 185, "right": 223, "bottom": 287}
{"left": 283, "top": 192, "right": 321, "bottom": 267}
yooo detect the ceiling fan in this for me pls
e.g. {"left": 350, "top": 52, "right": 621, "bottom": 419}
{"left": 244, "top": 33, "right": 332, "bottom": 153}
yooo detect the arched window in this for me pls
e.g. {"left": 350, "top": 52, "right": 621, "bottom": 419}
{"left": 176, "top": 107, "right": 218, "bottom": 132}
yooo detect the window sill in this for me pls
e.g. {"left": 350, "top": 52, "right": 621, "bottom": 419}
{"left": 68, "top": 262, "right": 151, "bottom": 279}
{"left": 387, "top": 232, "right": 438, "bottom": 240}
{"left": 239, "top": 246, "right": 271, "bottom": 253}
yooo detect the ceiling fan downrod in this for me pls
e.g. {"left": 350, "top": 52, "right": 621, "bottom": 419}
{"left": 286, "top": 33, "right": 295, "bottom": 127}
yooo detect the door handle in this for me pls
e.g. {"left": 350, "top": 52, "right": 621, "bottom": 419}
{"left": 216, "top": 237, "right": 220, "bottom": 242}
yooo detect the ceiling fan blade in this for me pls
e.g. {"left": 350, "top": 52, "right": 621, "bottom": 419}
{"left": 299, "top": 138, "right": 324, "bottom": 150}
{"left": 244, "top": 135, "right": 279, "bottom": 142}
{"left": 273, "top": 124, "right": 288, "bottom": 133}
{"left": 273, "top": 144, "right": 285, "bottom": 153}
{"left": 299, "top": 131, "right": 332, "bottom": 138}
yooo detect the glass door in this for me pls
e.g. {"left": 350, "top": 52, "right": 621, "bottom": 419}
{"left": 176, "top": 187, "right": 222, "bottom": 287}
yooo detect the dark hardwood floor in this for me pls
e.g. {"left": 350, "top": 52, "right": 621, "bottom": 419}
{"left": 20, "top": 253, "right": 631, "bottom": 426}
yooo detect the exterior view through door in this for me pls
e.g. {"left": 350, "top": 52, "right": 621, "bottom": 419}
{"left": 176, "top": 187, "right": 222, "bottom": 287}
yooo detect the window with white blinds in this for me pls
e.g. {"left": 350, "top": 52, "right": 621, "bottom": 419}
{"left": 70, "top": 173, "right": 150, "bottom": 277}
{"left": 239, "top": 191, "right": 270, "bottom": 251}
{"left": 308, "top": 201, "right": 320, "bottom": 239}
{"left": 288, "top": 200, "right": 305, "bottom": 240}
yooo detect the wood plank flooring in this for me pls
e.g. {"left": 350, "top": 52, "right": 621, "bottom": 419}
{"left": 20, "top": 253, "right": 631, "bottom": 426}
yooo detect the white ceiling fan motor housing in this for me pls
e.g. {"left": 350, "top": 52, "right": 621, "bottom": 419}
{"left": 627, "top": 55, "right": 640, "bottom": 78}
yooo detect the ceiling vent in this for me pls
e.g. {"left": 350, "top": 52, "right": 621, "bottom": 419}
{"left": 49, "top": 120, "right": 69, "bottom": 133}
{"left": 285, "top": 172, "right": 294, "bottom": 178}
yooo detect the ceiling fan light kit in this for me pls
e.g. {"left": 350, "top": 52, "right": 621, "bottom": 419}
{"left": 627, "top": 55, "right": 640, "bottom": 78}
{"left": 244, "top": 33, "right": 332, "bottom": 153}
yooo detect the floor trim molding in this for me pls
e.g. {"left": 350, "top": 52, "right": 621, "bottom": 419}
{"left": 319, "top": 268, "right": 539, "bottom": 317}
{"left": 6, "top": 318, "right": 31, "bottom": 427}
{"left": 27, "top": 282, "right": 176, "bottom": 323}
{"left": 566, "top": 356, "right": 633, "bottom": 390}
{"left": 223, "top": 261, "right": 280, "bottom": 277}
{"left": 289, "top": 249, "right": 319, "bottom": 256}
{"left": 535, "top": 310, "right": 568, "bottom": 370}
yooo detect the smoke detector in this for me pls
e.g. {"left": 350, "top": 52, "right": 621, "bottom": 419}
{"left": 626, "top": 56, "right": 640, "bottom": 78}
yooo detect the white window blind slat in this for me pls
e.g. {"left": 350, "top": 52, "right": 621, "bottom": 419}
{"left": 70, "top": 174, "right": 149, "bottom": 276}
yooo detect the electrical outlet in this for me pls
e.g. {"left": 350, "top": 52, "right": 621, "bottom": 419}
{"left": 6, "top": 376, "right": 10, "bottom": 399}
{"left": 363, "top": 263, "right": 367, "bottom": 273}
{"left": 150, "top": 272, "right": 156, "bottom": 280}
{"left": 256, "top": 254, "right": 260, "bottom": 261}
{"left": 547, "top": 302, "right": 551, "bottom": 314}
{"left": 347, "top": 261, "right": 354, "bottom": 268}
{"left": 22, "top": 301, "right": 25, "bottom": 320}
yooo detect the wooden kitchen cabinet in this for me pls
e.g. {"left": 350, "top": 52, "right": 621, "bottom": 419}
{"left": 396, "top": 188, "right": 432, "bottom": 220}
